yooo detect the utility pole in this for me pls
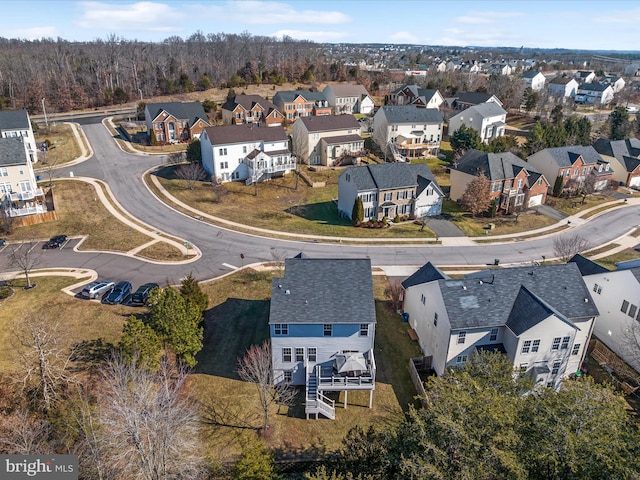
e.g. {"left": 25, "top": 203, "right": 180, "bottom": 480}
{"left": 138, "top": 88, "right": 143, "bottom": 101}
{"left": 41, "top": 98, "right": 48, "bottom": 128}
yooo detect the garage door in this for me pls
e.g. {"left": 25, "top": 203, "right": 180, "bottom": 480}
{"left": 528, "top": 194, "right": 543, "bottom": 207}
{"left": 630, "top": 177, "right": 640, "bottom": 188}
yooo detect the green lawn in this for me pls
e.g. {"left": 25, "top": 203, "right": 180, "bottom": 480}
{"left": 547, "top": 193, "right": 615, "bottom": 216}
{"left": 593, "top": 248, "right": 640, "bottom": 271}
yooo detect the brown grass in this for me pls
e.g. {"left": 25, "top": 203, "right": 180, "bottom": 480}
{"left": 594, "top": 248, "right": 640, "bottom": 271}
{"left": 136, "top": 241, "right": 195, "bottom": 261}
{"left": 547, "top": 193, "right": 614, "bottom": 216}
{"left": 34, "top": 124, "right": 82, "bottom": 169}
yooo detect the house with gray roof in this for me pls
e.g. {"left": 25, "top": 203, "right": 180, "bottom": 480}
{"left": 547, "top": 76, "right": 579, "bottom": 98}
{"left": 448, "top": 102, "right": 507, "bottom": 144}
{"left": 450, "top": 149, "right": 549, "bottom": 211}
{"left": 0, "top": 109, "right": 37, "bottom": 163}
{"left": 388, "top": 85, "right": 444, "bottom": 109}
{"left": 402, "top": 262, "right": 598, "bottom": 387}
{"left": 270, "top": 257, "right": 377, "bottom": 419}
{"left": 272, "top": 90, "right": 331, "bottom": 122}
{"left": 575, "top": 83, "right": 614, "bottom": 105}
{"left": 593, "top": 137, "right": 640, "bottom": 188}
{"left": 221, "top": 95, "right": 283, "bottom": 127}
{"left": 323, "top": 84, "right": 374, "bottom": 115}
{"left": 144, "top": 102, "right": 210, "bottom": 144}
{"left": 522, "top": 71, "right": 546, "bottom": 91}
{"left": 338, "top": 162, "right": 444, "bottom": 221}
{"left": 447, "top": 91, "right": 503, "bottom": 111}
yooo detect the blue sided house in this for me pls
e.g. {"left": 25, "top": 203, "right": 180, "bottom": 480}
{"left": 269, "top": 256, "right": 377, "bottom": 420}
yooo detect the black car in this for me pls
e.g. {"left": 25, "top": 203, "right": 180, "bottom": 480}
{"left": 130, "top": 283, "right": 160, "bottom": 306}
{"left": 103, "top": 281, "right": 132, "bottom": 305}
{"left": 42, "top": 235, "right": 67, "bottom": 249}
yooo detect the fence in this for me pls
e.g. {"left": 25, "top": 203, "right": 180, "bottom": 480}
{"left": 408, "top": 356, "right": 432, "bottom": 407}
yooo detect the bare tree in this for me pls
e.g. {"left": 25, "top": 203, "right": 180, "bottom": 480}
{"left": 98, "top": 356, "right": 205, "bottom": 480}
{"left": 553, "top": 234, "right": 591, "bottom": 262}
{"left": 0, "top": 209, "right": 14, "bottom": 235}
{"left": 461, "top": 173, "right": 492, "bottom": 217}
{"left": 167, "top": 151, "right": 186, "bottom": 164}
{"left": 175, "top": 162, "right": 206, "bottom": 190}
{"left": 210, "top": 176, "right": 229, "bottom": 203}
{"left": 237, "top": 341, "right": 297, "bottom": 433}
{"left": 9, "top": 239, "right": 40, "bottom": 289}
{"left": 0, "top": 408, "right": 51, "bottom": 454}
{"left": 384, "top": 279, "right": 404, "bottom": 312}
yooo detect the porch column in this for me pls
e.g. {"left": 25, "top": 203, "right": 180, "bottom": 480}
{"left": 369, "top": 390, "right": 373, "bottom": 408}
{"left": 344, "top": 390, "right": 348, "bottom": 409}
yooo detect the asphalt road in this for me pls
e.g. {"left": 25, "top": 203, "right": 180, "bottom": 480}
{"left": 3, "top": 119, "right": 640, "bottom": 286}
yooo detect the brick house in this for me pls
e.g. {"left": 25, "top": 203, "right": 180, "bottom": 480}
{"left": 221, "top": 95, "right": 284, "bottom": 127}
{"left": 388, "top": 85, "right": 444, "bottom": 109}
{"left": 593, "top": 137, "right": 640, "bottom": 188}
{"left": 144, "top": 102, "right": 210, "bottom": 144}
{"left": 272, "top": 90, "right": 331, "bottom": 123}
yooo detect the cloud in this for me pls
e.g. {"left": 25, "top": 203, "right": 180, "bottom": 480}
{"left": 75, "top": 1, "right": 184, "bottom": 32}
{"left": 455, "top": 11, "right": 524, "bottom": 25}
{"left": 595, "top": 7, "right": 640, "bottom": 24}
{"left": 271, "top": 29, "right": 350, "bottom": 42}
{"left": 2, "top": 26, "right": 60, "bottom": 40}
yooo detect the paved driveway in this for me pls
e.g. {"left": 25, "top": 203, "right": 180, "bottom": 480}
{"left": 423, "top": 216, "right": 466, "bottom": 237}
{"left": 535, "top": 204, "right": 568, "bottom": 221}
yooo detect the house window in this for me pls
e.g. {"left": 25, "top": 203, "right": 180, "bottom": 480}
{"left": 561, "top": 336, "right": 570, "bottom": 350}
{"left": 621, "top": 300, "right": 630, "bottom": 314}
{"left": 360, "top": 324, "right": 369, "bottom": 336}
{"left": 519, "top": 363, "right": 528, "bottom": 373}
{"left": 18, "top": 167, "right": 24, "bottom": 175}
{"left": 521, "top": 340, "right": 532, "bottom": 354}
{"left": 532, "top": 339, "right": 540, "bottom": 353}
{"left": 420, "top": 293, "right": 426, "bottom": 305}
{"left": 517, "top": 179, "right": 523, "bottom": 189}
{"left": 0, "top": 182, "right": 11, "bottom": 194}
{"left": 219, "top": 148, "right": 227, "bottom": 155}
{"left": 274, "top": 324, "right": 288, "bottom": 335}
{"left": 551, "top": 337, "right": 561, "bottom": 350}
{"left": 433, "top": 312, "right": 438, "bottom": 327}
{"left": 571, "top": 343, "right": 581, "bottom": 356}
{"left": 295, "top": 347, "right": 304, "bottom": 362}
{"left": 551, "top": 361, "right": 561, "bottom": 375}
{"left": 457, "top": 331, "right": 466, "bottom": 344}
{"left": 384, "top": 192, "right": 392, "bottom": 202}
{"left": 323, "top": 324, "right": 332, "bottom": 336}
{"left": 219, "top": 161, "right": 228, "bottom": 169}
{"left": 283, "top": 371, "right": 292, "bottom": 383}
{"left": 243, "top": 146, "right": 247, "bottom": 153}
{"left": 456, "top": 355, "right": 468, "bottom": 364}
{"left": 490, "top": 328, "right": 498, "bottom": 342}
{"left": 0, "top": 168, "right": 7, "bottom": 177}
{"left": 308, "top": 347, "right": 317, "bottom": 362}
{"left": 593, "top": 284, "right": 602, "bottom": 294}
{"left": 629, "top": 305, "right": 638, "bottom": 319}
{"left": 282, "top": 348, "right": 292, "bottom": 362}
{"left": 491, "top": 183, "right": 501, "bottom": 192}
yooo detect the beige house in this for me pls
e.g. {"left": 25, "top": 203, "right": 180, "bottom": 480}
{"left": 0, "top": 109, "right": 38, "bottom": 163}
{"left": 323, "top": 84, "right": 374, "bottom": 115}
{"left": 291, "top": 115, "right": 365, "bottom": 166}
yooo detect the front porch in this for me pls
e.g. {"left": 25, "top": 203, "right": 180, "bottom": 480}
{"left": 245, "top": 158, "right": 296, "bottom": 185}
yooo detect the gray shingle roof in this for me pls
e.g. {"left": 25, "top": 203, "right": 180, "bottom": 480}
{"left": 273, "top": 90, "right": 327, "bottom": 104}
{"left": 522, "top": 70, "right": 542, "bottom": 79}
{"left": 203, "top": 124, "right": 288, "bottom": 146}
{"left": 342, "top": 162, "right": 442, "bottom": 193}
{"left": 320, "top": 134, "right": 363, "bottom": 146}
{"left": 549, "top": 76, "right": 576, "bottom": 85}
{"left": 505, "top": 285, "right": 571, "bottom": 336}
{"left": 299, "top": 114, "right": 360, "bottom": 132}
{"left": 269, "top": 258, "right": 376, "bottom": 325}
{"left": 578, "top": 83, "right": 611, "bottom": 93}
{"left": 538, "top": 145, "right": 604, "bottom": 167}
{"left": 324, "top": 84, "right": 370, "bottom": 97}
{"left": 379, "top": 105, "right": 443, "bottom": 124}
{"left": 452, "top": 91, "right": 501, "bottom": 106}
{"left": 568, "top": 254, "right": 609, "bottom": 276}
{"left": 435, "top": 263, "right": 598, "bottom": 330}
{"left": 0, "top": 110, "right": 30, "bottom": 131}
{"left": 146, "top": 102, "right": 209, "bottom": 126}
{"left": 401, "top": 262, "right": 448, "bottom": 289}
{"left": 593, "top": 138, "right": 640, "bottom": 166}
{"left": 453, "top": 149, "right": 541, "bottom": 182}
{"left": 221, "top": 95, "right": 280, "bottom": 116}
{"left": 451, "top": 102, "right": 506, "bottom": 122}
{"left": 0, "top": 137, "right": 28, "bottom": 166}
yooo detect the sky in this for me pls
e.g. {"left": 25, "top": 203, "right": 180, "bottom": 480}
{"left": 3, "top": 0, "right": 640, "bottom": 51}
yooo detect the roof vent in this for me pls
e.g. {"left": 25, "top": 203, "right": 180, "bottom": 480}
{"left": 278, "top": 284, "right": 282, "bottom": 289}
{"left": 285, "top": 289, "right": 290, "bottom": 295}
{"left": 304, "top": 300, "right": 308, "bottom": 305}
{"left": 479, "top": 280, "right": 483, "bottom": 285}
{"left": 584, "top": 298, "right": 589, "bottom": 303}
{"left": 462, "top": 285, "right": 467, "bottom": 290}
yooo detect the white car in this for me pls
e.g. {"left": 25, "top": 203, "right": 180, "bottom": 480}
{"left": 81, "top": 281, "right": 115, "bottom": 299}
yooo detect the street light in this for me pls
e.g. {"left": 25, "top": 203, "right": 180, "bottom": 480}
{"left": 138, "top": 89, "right": 143, "bottom": 101}
{"left": 41, "top": 98, "right": 48, "bottom": 128}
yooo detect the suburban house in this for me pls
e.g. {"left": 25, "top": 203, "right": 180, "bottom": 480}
{"left": 338, "top": 162, "right": 444, "bottom": 221}
{"left": 448, "top": 102, "right": 507, "bottom": 144}
{"left": 0, "top": 110, "right": 38, "bottom": 164}
{"left": 270, "top": 257, "right": 377, "bottom": 420}
{"left": 569, "top": 254, "right": 640, "bottom": 373}
{"left": 527, "top": 145, "right": 614, "bottom": 193}
{"left": 447, "top": 92, "right": 503, "bottom": 111}
{"left": 401, "top": 262, "right": 598, "bottom": 388}
{"left": 144, "top": 102, "right": 210, "bottom": 144}
{"left": 200, "top": 124, "right": 294, "bottom": 184}
{"left": 323, "top": 84, "right": 375, "bottom": 115}
{"left": 449, "top": 149, "right": 549, "bottom": 211}
{"left": 291, "top": 114, "right": 365, "bottom": 166}
{"left": 624, "top": 64, "right": 640, "bottom": 76}
{"left": 487, "top": 63, "right": 513, "bottom": 75}
{"left": 600, "top": 75, "right": 626, "bottom": 93}
{"left": 272, "top": 90, "right": 331, "bottom": 122}
{"left": 575, "top": 70, "right": 596, "bottom": 84}
{"left": 522, "top": 71, "right": 546, "bottom": 91}
{"left": 372, "top": 105, "right": 443, "bottom": 160}
{"left": 221, "top": 95, "right": 284, "bottom": 127}
{"left": 574, "top": 83, "right": 614, "bottom": 105}
{"left": 593, "top": 137, "right": 640, "bottom": 188}
{"left": 388, "top": 85, "right": 444, "bottom": 109}
{"left": 0, "top": 137, "right": 47, "bottom": 218}
{"left": 547, "top": 77, "right": 579, "bottom": 98}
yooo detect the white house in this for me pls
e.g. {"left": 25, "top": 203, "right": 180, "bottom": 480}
{"left": 389, "top": 85, "right": 444, "bottom": 109}
{"left": 0, "top": 110, "right": 38, "bottom": 163}
{"left": 401, "top": 262, "right": 598, "bottom": 388}
{"left": 575, "top": 83, "right": 615, "bottom": 106}
{"left": 200, "top": 124, "right": 294, "bottom": 184}
{"left": 323, "top": 84, "right": 374, "bottom": 115}
{"left": 600, "top": 76, "right": 626, "bottom": 93}
{"left": 522, "top": 71, "right": 546, "bottom": 91}
{"left": 448, "top": 102, "right": 507, "bottom": 144}
{"left": 547, "top": 77, "right": 579, "bottom": 98}
{"left": 270, "top": 257, "right": 377, "bottom": 419}
{"left": 372, "top": 105, "right": 443, "bottom": 160}
{"left": 291, "top": 115, "right": 364, "bottom": 166}
{"left": 575, "top": 70, "right": 596, "bottom": 84}
{"left": 338, "top": 162, "right": 443, "bottom": 221}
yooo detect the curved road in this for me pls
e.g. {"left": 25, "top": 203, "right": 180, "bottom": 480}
{"left": 3, "top": 118, "right": 640, "bottom": 285}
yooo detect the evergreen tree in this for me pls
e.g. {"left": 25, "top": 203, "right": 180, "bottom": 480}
{"left": 150, "top": 129, "right": 158, "bottom": 146}
{"left": 179, "top": 272, "right": 208, "bottom": 318}
{"left": 451, "top": 124, "right": 483, "bottom": 156}
{"left": 351, "top": 196, "right": 364, "bottom": 226}
{"left": 552, "top": 175, "right": 564, "bottom": 197}
{"left": 610, "top": 105, "right": 631, "bottom": 140}
{"left": 186, "top": 139, "right": 201, "bottom": 164}
{"left": 233, "top": 439, "right": 276, "bottom": 480}
{"left": 525, "top": 121, "right": 545, "bottom": 155}
{"left": 522, "top": 87, "right": 538, "bottom": 113}
{"left": 118, "top": 316, "right": 162, "bottom": 370}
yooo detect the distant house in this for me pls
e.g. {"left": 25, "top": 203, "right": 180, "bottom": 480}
{"left": 372, "top": 105, "right": 443, "bottom": 160}
{"left": 527, "top": 145, "right": 613, "bottom": 193}
{"left": 575, "top": 70, "right": 596, "bottom": 84}
{"left": 575, "top": 83, "right": 614, "bottom": 105}
{"left": 221, "top": 95, "right": 283, "bottom": 127}
{"left": 401, "top": 262, "right": 598, "bottom": 388}
{"left": 487, "top": 63, "right": 513, "bottom": 75}
{"left": 599, "top": 75, "right": 626, "bottom": 93}
{"left": 522, "top": 71, "right": 546, "bottom": 91}
{"left": 624, "top": 64, "right": 640, "bottom": 76}
{"left": 272, "top": 90, "right": 331, "bottom": 122}
{"left": 270, "top": 257, "right": 377, "bottom": 420}
{"left": 547, "top": 77, "right": 579, "bottom": 98}
{"left": 0, "top": 137, "right": 47, "bottom": 218}
{"left": 144, "top": 102, "right": 210, "bottom": 144}
{"left": 291, "top": 115, "right": 364, "bottom": 166}
{"left": 449, "top": 149, "right": 549, "bottom": 210}
{"left": 338, "top": 162, "right": 444, "bottom": 221}
{"left": 593, "top": 137, "right": 640, "bottom": 188}
{"left": 447, "top": 92, "right": 503, "bottom": 111}
{"left": 323, "top": 84, "right": 374, "bottom": 115}
{"left": 0, "top": 110, "right": 37, "bottom": 163}
{"left": 389, "top": 85, "right": 444, "bottom": 109}
{"left": 448, "top": 102, "right": 507, "bottom": 144}
{"left": 200, "top": 124, "right": 294, "bottom": 184}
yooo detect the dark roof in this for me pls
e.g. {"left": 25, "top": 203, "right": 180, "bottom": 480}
{"left": 568, "top": 254, "right": 609, "bottom": 276}
{"left": 341, "top": 162, "right": 442, "bottom": 193}
{"left": 549, "top": 76, "right": 577, "bottom": 85}
{"left": 146, "top": 102, "right": 209, "bottom": 126}
{"left": 272, "top": 90, "right": 327, "bottom": 104}
{"left": 450, "top": 102, "right": 506, "bottom": 122}
{"left": 623, "top": 156, "right": 640, "bottom": 174}
{"left": 453, "top": 149, "right": 542, "bottom": 182}
{"left": 0, "top": 110, "right": 30, "bottom": 131}
{"left": 578, "top": 83, "right": 611, "bottom": 92}
{"left": 535, "top": 145, "right": 604, "bottom": 167}
{"left": 269, "top": 258, "right": 376, "bottom": 325}
{"left": 222, "top": 94, "right": 280, "bottom": 114}
{"left": 401, "top": 262, "right": 448, "bottom": 289}
{"left": 453, "top": 91, "right": 499, "bottom": 106}
{"left": 299, "top": 114, "right": 360, "bottom": 132}
{"left": 593, "top": 138, "right": 640, "bottom": 163}
{"left": 378, "top": 105, "right": 443, "bottom": 124}
{"left": 203, "top": 124, "right": 288, "bottom": 146}
{"left": 505, "top": 285, "right": 570, "bottom": 336}
{"left": 320, "top": 134, "right": 363, "bottom": 146}
{"left": 0, "top": 137, "right": 28, "bottom": 166}
{"left": 434, "top": 263, "right": 598, "bottom": 330}
{"left": 522, "top": 70, "right": 543, "bottom": 79}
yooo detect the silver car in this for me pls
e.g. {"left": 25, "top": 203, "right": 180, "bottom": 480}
{"left": 81, "top": 280, "right": 115, "bottom": 299}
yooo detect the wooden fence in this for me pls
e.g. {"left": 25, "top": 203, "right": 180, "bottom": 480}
{"left": 408, "top": 356, "right": 432, "bottom": 407}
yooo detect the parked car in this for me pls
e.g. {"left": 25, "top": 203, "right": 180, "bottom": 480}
{"left": 0, "top": 238, "right": 5, "bottom": 247}
{"left": 130, "top": 283, "right": 160, "bottom": 306}
{"left": 104, "top": 281, "right": 132, "bottom": 305}
{"left": 42, "top": 235, "right": 68, "bottom": 249}
{"left": 81, "top": 280, "right": 115, "bottom": 299}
